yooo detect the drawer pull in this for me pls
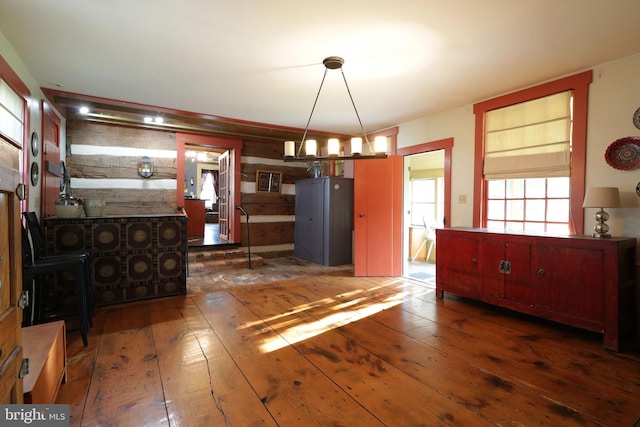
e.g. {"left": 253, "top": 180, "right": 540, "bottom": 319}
{"left": 471, "top": 258, "right": 477, "bottom": 265}
{"left": 538, "top": 268, "right": 545, "bottom": 276}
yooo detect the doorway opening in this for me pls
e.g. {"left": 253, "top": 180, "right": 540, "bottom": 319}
{"left": 399, "top": 137, "right": 453, "bottom": 284}
{"left": 405, "top": 151, "right": 444, "bottom": 282}
{"left": 184, "top": 145, "right": 224, "bottom": 246}
{"left": 176, "top": 133, "right": 243, "bottom": 249}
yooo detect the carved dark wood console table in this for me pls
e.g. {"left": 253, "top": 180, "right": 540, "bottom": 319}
{"left": 45, "top": 213, "right": 187, "bottom": 308}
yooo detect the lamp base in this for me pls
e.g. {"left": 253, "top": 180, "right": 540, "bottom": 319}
{"left": 592, "top": 232, "right": 612, "bottom": 239}
{"left": 592, "top": 210, "right": 611, "bottom": 238}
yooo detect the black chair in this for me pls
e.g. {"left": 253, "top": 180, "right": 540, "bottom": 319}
{"left": 23, "top": 212, "right": 95, "bottom": 319}
{"left": 21, "top": 213, "right": 94, "bottom": 346}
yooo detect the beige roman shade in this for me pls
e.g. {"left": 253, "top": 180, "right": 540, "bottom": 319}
{"left": 0, "top": 78, "right": 24, "bottom": 145}
{"left": 483, "top": 90, "right": 572, "bottom": 179}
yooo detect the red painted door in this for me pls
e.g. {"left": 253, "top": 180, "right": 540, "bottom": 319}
{"left": 41, "top": 102, "right": 61, "bottom": 218}
{"left": 353, "top": 156, "right": 403, "bottom": 276}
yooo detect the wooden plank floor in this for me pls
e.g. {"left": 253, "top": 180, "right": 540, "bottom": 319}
{"left": 55, "top": 271, "right": 640, "bottom": 426}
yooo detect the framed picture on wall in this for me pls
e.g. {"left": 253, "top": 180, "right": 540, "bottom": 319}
{"left": 256, "top": 170, "right": 282, "bottom": 193}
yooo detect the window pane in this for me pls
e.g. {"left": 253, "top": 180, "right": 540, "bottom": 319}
{"left": 505, "top": 221, "right": 524, "bottom": 232}
{"left": 0, "top": 79, "right": 24, "bottom": 120}
{"left": 0, "top": 107, "right": 22, "bottom": 143}
{"left": 487, "top": 180, "right": 505, "bottom": 199}
{"left": 412, "top": 179, "right": 435, "bottom": 203}
{"left": 487, "top": 220, "right": 504, "bottom": 230}
{"left": 547, "top": 177, "right": 570, "bottom": 198}
{"left": 525, "top": 178, "right": 546, "bottom": 198}
{"left": 525, "top": 199, "right": 545, "bottom": 221}
{"left": 547, "top": 199, "right": 569, "bottom": 222}
{"left": 506, "top": 179, "right": 524, "bottom": 198}
{"left": 487, "top": 200, "right": 505, "bottom": 220}
{"left": 547, "top": 223, "right": 570, "bottom": 235}
{"left": 505, "top": 200, "right": 524, "bottom": 220}
{"left": 411, "top": 203, "right": 433, "bottom": 226}
{"left": 524, "top": 222, "right": 545, "bottom": 232}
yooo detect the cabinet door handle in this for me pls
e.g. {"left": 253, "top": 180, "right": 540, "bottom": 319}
{"left": 538, "top": 268, "right": 545, "bottom": 276}
{"left": 359, "top": 214, "right": 366, "bottom": 218}
{"left": 499, "top": 260, "right": 512, "bottom": 274}
{"left": 471, "top": 258, "right": 477, "bottom": 265}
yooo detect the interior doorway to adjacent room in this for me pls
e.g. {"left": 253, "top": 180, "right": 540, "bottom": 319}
{"left": 404, "top": 150, "right": 445, "bottom": 283}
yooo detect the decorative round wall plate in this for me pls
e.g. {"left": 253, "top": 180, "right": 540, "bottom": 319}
{"left": 31, "top": 131, "right": 39, "bottom": 156}
{"left": 634, "top": 107, "right": 640, "bottom": 130}
{"left": 59, "top": 160, "right": 66, "bottom": 192}
{"left": 605, "top": 136, "right": 640, "bottom": 170}
{"left": 30, "top": 161, "right": 39, "bottom": 186}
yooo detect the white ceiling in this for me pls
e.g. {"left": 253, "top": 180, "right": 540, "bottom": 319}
{"left": 1, "top": 0, "right": 639, "bottom": 135}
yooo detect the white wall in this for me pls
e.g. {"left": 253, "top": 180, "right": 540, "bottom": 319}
{"left": 0, "top": 29, "right": 65, "bottom": 213}
{"left": 397, "top": 53, "right": 640, "bottom": 240}
{"left": 397, "top": 105, "right": 475, "bottom": 227}
{"left": 587, "top": 54, "right": 640, "bottom": 237}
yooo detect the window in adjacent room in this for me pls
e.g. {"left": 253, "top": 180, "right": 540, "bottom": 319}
{"left": 410, "top": 177, "right": 444, "bottom": 228}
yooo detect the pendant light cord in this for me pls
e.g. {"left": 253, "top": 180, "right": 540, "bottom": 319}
{"left": 340, "top": 68, "right": 372, "bottom": 150}
{"left": 296, "top": 59, "right": 372, "bottom": 157}
{"left": 297, "top": 68, "right": 329, "bottom": 157}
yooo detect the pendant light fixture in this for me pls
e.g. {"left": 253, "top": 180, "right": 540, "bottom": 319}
{"left": 283, "top": 56, "right": 389, "bottom": 162}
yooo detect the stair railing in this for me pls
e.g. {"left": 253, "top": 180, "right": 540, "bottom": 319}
{"left": 235, "top": 206, "right": 252, "bottom": 269}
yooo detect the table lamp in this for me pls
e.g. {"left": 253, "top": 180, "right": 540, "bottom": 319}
{"left": 582, "top": 187, "right": 621, "bottom": 238}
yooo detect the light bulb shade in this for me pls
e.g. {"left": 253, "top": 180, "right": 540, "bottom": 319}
{"left": 374, "top": 136, "right": 387, "bottom": 153}
{"left": 582, "top": 187, "right": 621, "bottom": 208}
{"left": 351, "top": 137, "right": 362, "bottom": 154}
{"left": 328, "top": 138, "right": 340, "bottom": 156}
{"left": 284, "top": 140, "right": 295, "bottom": 157}
{"left": 305, "top": 140, "right": 317, "bottom": 156}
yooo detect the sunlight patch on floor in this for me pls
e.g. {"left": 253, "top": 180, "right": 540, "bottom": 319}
{"left": 253, "top": 288, "right": 430, "bottom": 353}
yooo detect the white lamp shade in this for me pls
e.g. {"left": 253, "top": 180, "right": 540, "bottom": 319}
{"left": 582, "top": 187, "right": 621, "bottom": 208}
{"left": 328, "top": 138, "right": 340, "bottom": 156}
{"left": 374, "top": 136, "right": 387, "bottom": 153}
{"left": 284, "top": 140, "right": 295, "bottom": 157}
{"left": 351, "top": 137, "right": 362, "bottom": 154}
{"left": 305, "top": 140, "right": 317, "bottom": 156}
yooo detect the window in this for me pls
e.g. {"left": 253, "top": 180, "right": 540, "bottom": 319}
{"left": 484, "top": 90, "right": 572, "bottom": 233}
{"left": 473, "top": 71, "right": 592, "bottom": 234}
{"left": 486, "top": 177, "right": 570, "bottom": 234}
{"left": 410, "top": 178, "right": 444, "bottom": 227}
{"left": 200, "top": 169, "right": 218, "bottom": 209}
{"left": 0, "top": 77, "right": 24, "bottom": 145}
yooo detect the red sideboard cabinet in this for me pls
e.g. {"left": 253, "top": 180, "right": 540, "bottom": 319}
{"left": 436, "top": 228, "right": 637, "bottom": 352}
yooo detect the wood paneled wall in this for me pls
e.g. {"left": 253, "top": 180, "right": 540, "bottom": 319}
{"left": 64, "top": 121, "right": 322, "bottom": 258}
{"left": 66, "top": 121, "right": 177, "bottom": 215}
{"left": 240, "top": 139, "right": 307, "bottom": 257}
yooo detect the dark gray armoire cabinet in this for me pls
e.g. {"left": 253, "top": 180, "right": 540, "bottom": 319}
{"left": 294, "top": 177, "right": 354, "bottom": 266}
